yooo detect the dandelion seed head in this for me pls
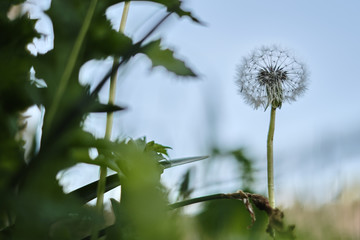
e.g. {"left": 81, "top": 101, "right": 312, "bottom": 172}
{"left": 236, "top": 45, "right": 308, "bottom": 110}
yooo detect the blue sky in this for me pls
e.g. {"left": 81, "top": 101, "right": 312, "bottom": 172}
{"left": 24, "top": 0, "right": 360, "bottom": 206}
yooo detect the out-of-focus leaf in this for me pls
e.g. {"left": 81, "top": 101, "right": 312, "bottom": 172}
{"left": 69, "top": 155, "right": 207, "bottom": 204}
{"left": 68, "top": 174, "right": 121, "bottom": 203}
{"left": 131, "top": 0, "right": 202, "bottom": 23}
{"left": 85, "top": 15, "right": 133, "bottom": 60}
{"left": 110, "top": 148, "right": 180, "bottom": 240}
{"left": 159, "top": 155, "right": 208, "bottom": 168}
{"left": 141, "top": 39, "right": 197, "bottom": 77}
{"left": 178, "top": 168, "right": 193, "bottom": 200}
{"left": 10, "top": 169, "right": 100, "bottom": 239}
{"left": 197, "top": 199, "right": 268, "bottom": 239}
{"left": 0, "top": 6, "right": 41, "bottom": 233}
{"left": 105, "top": 199, "right": 133, "bottom": 239}
{"left": 231, "top": 149, "right": 255, "bottom": 190}
{"left": 87, "top": 102, "right": 126, "bottom": 113}
{"left": 145, "top": 140, "right": 171, "bottom": 156}
{"left": 212, "top": 148, "right": 255, "bottom": 191}
{"left": 0, "top": 10, "right": 39, "bottom": 199}
{"left": 0, "top": 15, "right": 39, "bottom": 113}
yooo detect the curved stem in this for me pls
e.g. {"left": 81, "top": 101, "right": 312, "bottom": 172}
{"left": 267, "top": 106, "right": 276, "bottom": 208}
{"left": 46, "top": 0, "right": 98, "bottom": 130}
{"left": 169, "top": 194, "right": 228, "bottom": 209}
{"left": 169, "top": 191, "right": 252, "bottom": 209}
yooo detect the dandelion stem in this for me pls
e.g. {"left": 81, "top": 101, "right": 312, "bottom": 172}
{"left": 267, "top": 106, "right": 276, "bottom": 208}
{"left": 92, "top": 3, "right": 130, "bottom": 240}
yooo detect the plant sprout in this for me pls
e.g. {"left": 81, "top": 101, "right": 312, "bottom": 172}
{"left": 236, "top": 46, "right": 308, "bottom": 208}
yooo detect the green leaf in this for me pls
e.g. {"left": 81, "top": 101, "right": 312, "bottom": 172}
{"left": 87, "top": 102, "right": 126, "bottom": 113}
{"left": 141, "top": 39, "right": 197, "bottom": 77}
{"left": 68, "top": 174, "right": 121, "bottom": 203}
{"left": 145, "top": 141, "right": 171, "bottom": 156}
{"left": 131, "top": 0, "right": 202, "bottom": 23}
{"left": 197, "top": 199, "right": 269, "bottom": 239}
{"left": 158, "top": 155, "right": 208, "bottom": 168}
{"left": 178, "top": 169, "right": 193, "bottom": 199}
{"left": 0, "top": 15, "right": 39, "bottom": 112}
{"left": 85, "top": 15, "right": 134, "bottom": 60}
{"left": 69, "top": 156, "right": 208, "bottom": 204}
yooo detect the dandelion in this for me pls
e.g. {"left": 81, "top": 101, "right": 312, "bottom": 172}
{"left": 235, "top": 45, "right": 309, "bottom": 208}
{"left": 236, "top": 45, "right": 308, "bottom": 110}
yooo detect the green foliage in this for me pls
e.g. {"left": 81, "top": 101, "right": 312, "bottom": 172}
{"left": 178, "top": 168, "right": 193, "bottom": 200}
{"left": 231, "top": 148, "right": 255, "bottom": 190}
{"left": 0, "top": 4, "right": 41, "bottom": 231}
{"left": 107, "top": 145, "right": 178, "bottom": 240}
{"left": 197, "top": 199, "right": 269, "bottom": 239}
{"left": 212, "top": 148, "right": 256, "bottom": 191}
{"left": 141, "top": 39, "right": 197, "bottom": 77}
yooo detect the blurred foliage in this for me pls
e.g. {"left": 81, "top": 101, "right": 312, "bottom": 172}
{"left": 197, "top": 199, "right": 269, "bottom": 239}
{"left": 211, "top": 147, "right": 255, "bottom": 191}
{"left": 0, "top": 0, "right": 198, "bottom": 239}
{"left": 178, "top": 168, "right": 194, "bottom": 200}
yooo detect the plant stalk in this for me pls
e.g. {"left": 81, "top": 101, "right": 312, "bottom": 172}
{"left": 104, "top": 1, "right": 130, "bottom": 139}
{"left": 267, "top": 106, "right": 276, "bottom": 208}
{"left": 92, "top": 3, "right": 130, "bottom": 240}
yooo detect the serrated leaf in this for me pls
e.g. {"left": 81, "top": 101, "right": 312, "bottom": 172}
{"left": 141, "top": 39, "right": 197, "bottom": 77}
{"left": 85, "top": 16, "right": 134, "bottom": 60}
{"left": 145, "top": 141, "right": 171, "bottom": 157}
{"left": 131, "top": 0, "right": 202, "bottom": 23}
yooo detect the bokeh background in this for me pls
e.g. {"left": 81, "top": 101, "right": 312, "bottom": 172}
{"left": 23, "top": 0, "right": 360, "bottom": 215}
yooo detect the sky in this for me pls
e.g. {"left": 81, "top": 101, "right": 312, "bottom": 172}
{"left": 22, "top": 0, "right": 360, "bottom": 207}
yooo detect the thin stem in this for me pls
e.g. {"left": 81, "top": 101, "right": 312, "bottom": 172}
{"left": 104, "top": 1, "right": 130, "bottom": 139}
{"left": 95, "top": 166, "right": 107, "bottom": 211}
{"left": 119, "top": 1, "right": 131, "bottom": 33}
{"left": 46, "top": 0, "right": 98, "bottom": 131}
{"left": 267, "top": 106, "right": 276, "bottom": 208}
{"left": 92, "top": 3, "right": 130, "bottom": 240}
